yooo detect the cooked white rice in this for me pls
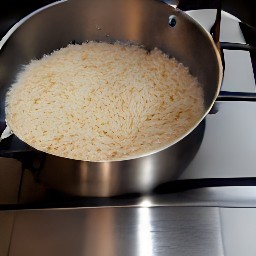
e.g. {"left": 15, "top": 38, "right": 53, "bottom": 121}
{"left": 5, "top": 41, "right": 204, "bottom": 161}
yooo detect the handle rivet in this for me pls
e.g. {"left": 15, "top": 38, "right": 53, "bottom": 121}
{"left": 169, "top": 15, "right": 177, "bottom": 27}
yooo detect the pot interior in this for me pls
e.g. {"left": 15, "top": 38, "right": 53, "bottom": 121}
{"left": 0, "top": 0, "right": 221, "bottom": 119}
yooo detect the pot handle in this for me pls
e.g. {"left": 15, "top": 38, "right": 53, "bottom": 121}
{"left": 165, "top": 0, "right": 256, "bottom": 53}
{"left": 163, "top": 0, "right": 224, "bottom": 65}
{"left": 212, "top": 4, "right": 256, "bottom": 53}
{"left": 164, "top": 0, "right": 256, "bottom": 73}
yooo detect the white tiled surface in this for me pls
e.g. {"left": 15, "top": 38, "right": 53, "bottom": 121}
{"left": 222, "top": 50, "right": 256, "bottom": 92}
{"left": 178, "top": 10, "right": 256, "bottom": 180}
{"left": 179, "top": 101, "right": 256, "bottom": 179}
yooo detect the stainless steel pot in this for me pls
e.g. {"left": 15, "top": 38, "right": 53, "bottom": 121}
{"left": 0, "top": 0, "right": 222, "bottom": 196}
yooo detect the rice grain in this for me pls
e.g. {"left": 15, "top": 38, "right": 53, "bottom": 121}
{"left": 5, "top": 42, "right": 204, "bottom": 161}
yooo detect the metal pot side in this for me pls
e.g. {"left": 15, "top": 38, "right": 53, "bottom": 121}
{"left": 0, "top": 0, "right": 221, "bottom": 196}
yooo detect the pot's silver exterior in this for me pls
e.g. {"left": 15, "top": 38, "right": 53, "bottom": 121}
{"left": 0, "top": 0, "right": 222, "bottom": 196}
{"left": 38, "top": 120, "right": 205, "bottom": 196}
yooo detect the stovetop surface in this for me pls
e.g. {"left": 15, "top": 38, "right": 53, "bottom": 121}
{"left": 0, "top": 0, "right": 256, "bottom": 209}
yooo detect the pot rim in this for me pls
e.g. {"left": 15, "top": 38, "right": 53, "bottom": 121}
{"left": 0, "top": 0, "right": 223, "bottom": 163}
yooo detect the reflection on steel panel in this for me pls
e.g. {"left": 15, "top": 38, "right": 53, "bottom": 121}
{"left": 220, "top": 208, "right": 256, "bottom": 256}
{"left": 9, "top": 207, "right": 224, "bottom": 256}
{"left": 19, "top": 169, "right": 46, "bottom": 204}
{"left": 0, "top": 211, "right": 14, "bottom": 256}
{"left": 0, "top": 158, "right": 21, "bottom": 204}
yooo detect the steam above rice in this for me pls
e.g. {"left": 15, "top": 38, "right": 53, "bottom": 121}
{"left": 5, "top": 42, "right": 204, "bottom": 161}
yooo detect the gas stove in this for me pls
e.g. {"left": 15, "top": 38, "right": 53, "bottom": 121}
{"left": 1, "top": 1, "right": 256, "bottom": 256}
